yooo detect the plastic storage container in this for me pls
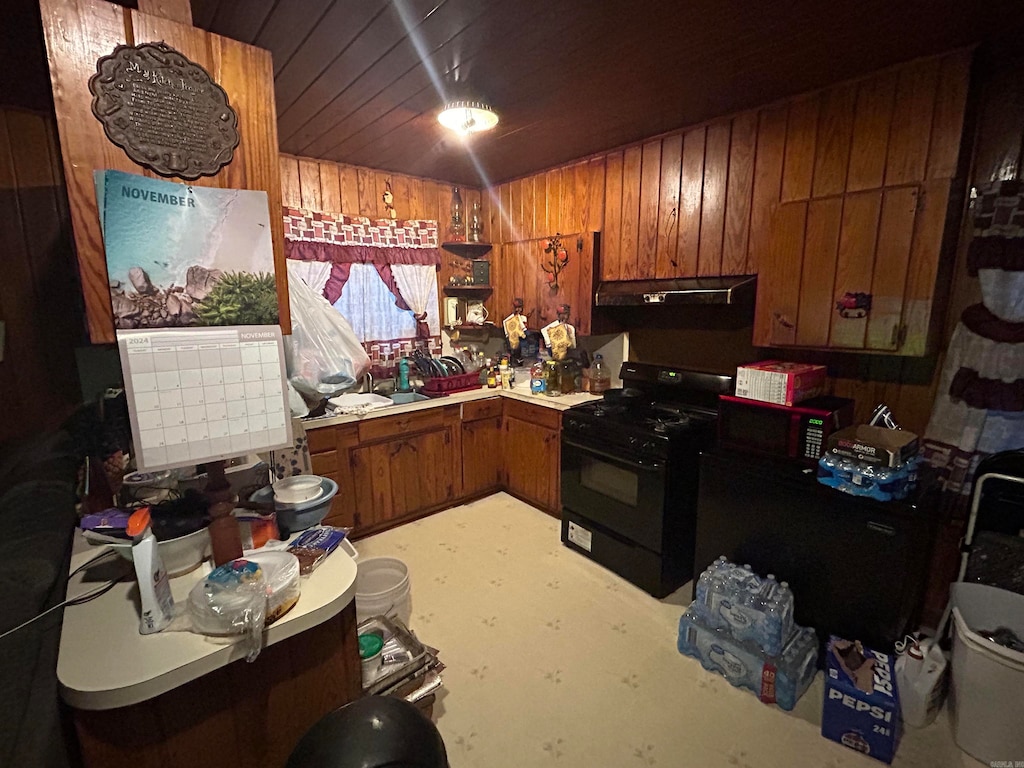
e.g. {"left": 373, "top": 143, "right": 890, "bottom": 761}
{"left": 948, "top": 582, "right": 1024, "bottom": 764}
{"left": 355, "top": 556, "right": 412, "bottom": 626}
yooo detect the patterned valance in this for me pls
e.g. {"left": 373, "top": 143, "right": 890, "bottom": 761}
{"left": 283, "top": 206, "right": 439, "bottom": 249}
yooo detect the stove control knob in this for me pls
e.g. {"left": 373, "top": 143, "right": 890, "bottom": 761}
{"left": 643, "top": 442, "right": 657, "bottom": 453}
{"left": 629, "top": 437, "right": 639, "bottom": 447}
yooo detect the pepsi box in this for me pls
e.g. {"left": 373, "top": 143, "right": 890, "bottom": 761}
{"left": 822, "top": 636, "right": 901, "bottom": 764}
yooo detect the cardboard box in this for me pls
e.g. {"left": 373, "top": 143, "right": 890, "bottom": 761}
{"left": 827, "top": 425, "right": 919, "bottom": 468}
{"left": 822, "top": 637, "right": 901, "bottom": 764}
{"left": 735, "top": 361, "right": 827, "bottom": 406}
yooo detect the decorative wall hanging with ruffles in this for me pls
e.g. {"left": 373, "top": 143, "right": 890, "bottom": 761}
{"left": 923, "top": 179, "right": 1024, "bottom": 497}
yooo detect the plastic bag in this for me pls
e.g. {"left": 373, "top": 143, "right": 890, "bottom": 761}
{"left": 285, "top": 261, "right": 370, "bottom": 398}
{"left": 186, "top": 551, "right": 301, "bottom": 662}
{"left": 895, "top": 637, "right": 948, "bottom": 727}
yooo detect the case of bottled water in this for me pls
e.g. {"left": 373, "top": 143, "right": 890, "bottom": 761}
{"left": 692, "top": 557, "right": 795, "bottom": 656}
{"left": 677, "top": 606, "right": 819, "bottom": 711}
{"left": 817, "top": 452, "right": 920, "bottom": 502}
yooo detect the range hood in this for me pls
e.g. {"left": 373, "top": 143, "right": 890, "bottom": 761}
{"left": 594, "top": 275, "right": 757, "bottom": 306}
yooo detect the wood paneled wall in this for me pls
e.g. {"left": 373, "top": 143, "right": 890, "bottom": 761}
{"left": 278, "top": 153, "right": 480, "bottom": 296}
{"left": 39, "top": 0, "right": 289, "bottom": 343}
{"left": 0, "top": 107, "right": 83, "bottom": 444}
{"left": 482, "top": 49, "right": 973, "bottom": 438}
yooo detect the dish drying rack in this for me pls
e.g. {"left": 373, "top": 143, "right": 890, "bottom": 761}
{"left": 419, "top": 370, "right": 481, "bottom": 397}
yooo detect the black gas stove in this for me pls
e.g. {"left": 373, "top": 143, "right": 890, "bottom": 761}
{"left": 560, "top": 362, "right": 733, "bottom": 597}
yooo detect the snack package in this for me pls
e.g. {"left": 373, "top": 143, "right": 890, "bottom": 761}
{"left": 287, "top": 526, "right": 350, "bottom": 575}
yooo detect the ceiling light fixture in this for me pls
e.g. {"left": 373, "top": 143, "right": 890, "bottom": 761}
{"left": 437, "top": 99, "right": 499, "bottom": 136}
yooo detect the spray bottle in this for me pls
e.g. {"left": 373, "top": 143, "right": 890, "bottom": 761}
{"left": 125, "top": 507, "right": 175, "bottom": 635}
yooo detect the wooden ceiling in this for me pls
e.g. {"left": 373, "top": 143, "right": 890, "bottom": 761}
{"left": 185, "top": 0, "right": 1019, "bottom": 186}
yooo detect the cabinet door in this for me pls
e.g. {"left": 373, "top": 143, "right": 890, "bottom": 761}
{"left": 349, "top": 427, "right": 455, "bottom": 532}
{"left": 753, "top": 182, "right": 946, "bottom": 354}
{"left": 462, "top": 416, "right": 502, "bottom": 497}
{"left": 503, "top": 416, "right": 559, "bottom": 515}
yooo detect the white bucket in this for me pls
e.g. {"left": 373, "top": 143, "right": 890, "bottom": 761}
{"left": 948, "top": 582, "right": 1024, "bottom": 764}
{"left": 355, "top": 556, "right": 411, "bottom": 627}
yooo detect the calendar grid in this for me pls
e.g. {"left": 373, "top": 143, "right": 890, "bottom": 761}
{"left": 118, "top": 326, "right": 293, "bottom": 472}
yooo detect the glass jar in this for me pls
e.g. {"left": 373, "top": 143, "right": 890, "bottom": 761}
{"left": 543, "top": 360, "right": 561, "bottom": 396}
{"left": 559, "top": 360, "right": 577, "bottom": 395}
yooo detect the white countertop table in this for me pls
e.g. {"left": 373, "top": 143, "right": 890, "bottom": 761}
{"left": 58, "top": 532, "right": 358, "bottom": 711}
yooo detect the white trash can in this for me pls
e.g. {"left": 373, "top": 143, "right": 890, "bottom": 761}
{"left": 948, "top": 582, "right": 1024, "bottom": 764}
{"left": 355, "top": 556, "right": 412, "bottom": 627}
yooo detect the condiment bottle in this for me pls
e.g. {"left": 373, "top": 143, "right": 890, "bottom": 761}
{"left": 209, "top": 500, "right": 243, "bottom": 566}
{"left": 126, "top": 507, "right": 175, "bottom": 634}
{"left": 486, "top": 365, "right": 497, "bottom": 388}
{"left": 591, "top": 353, "right": 611, "bottom": 393}
{"left": 530, "top": 361, "right": 546, "bottom": 394}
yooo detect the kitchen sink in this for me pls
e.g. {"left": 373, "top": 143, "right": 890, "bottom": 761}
{"left": 390, "top": 392, "right": 429, "bottom": 404}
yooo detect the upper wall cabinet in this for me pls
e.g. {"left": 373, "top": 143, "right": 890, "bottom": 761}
{"left": 753, "top": 50, "right": 971, "bottom": 354}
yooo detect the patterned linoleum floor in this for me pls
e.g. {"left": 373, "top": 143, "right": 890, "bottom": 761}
{"left": 354, "top": 493, "right": 983, "bottom": 768}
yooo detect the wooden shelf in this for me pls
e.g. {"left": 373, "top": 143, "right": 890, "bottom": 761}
{"left": 444, "top": 284, "right": 492, "bottom": 295}
{"left": 444, "top": 321, "right": 499, "bottom": 334}
{"left": 442, "top": 242, "right": 493, "bottom": 259}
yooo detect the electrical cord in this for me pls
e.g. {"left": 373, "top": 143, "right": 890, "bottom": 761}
{"left": 0, "top": 548, "right": 131, "bottom": 642}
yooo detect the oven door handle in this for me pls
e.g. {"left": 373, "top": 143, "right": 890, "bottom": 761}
{"left": 562, "top": 439, "right": 664, "bottom": 472}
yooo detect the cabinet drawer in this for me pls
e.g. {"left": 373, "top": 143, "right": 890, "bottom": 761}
{"left": 310, "top": 450, "right": 338, "bottom": 475}
{"left": 306, "top": 426, "right": 337, "bottom": 454}
{"left": 359, "top": 408, "right": 445, "bottom": 442}
{"left": 462, "top": 397, "right": 502, "bottom": 422}
{"left": 504, "top": 400, "right": 560, "bottom": 431}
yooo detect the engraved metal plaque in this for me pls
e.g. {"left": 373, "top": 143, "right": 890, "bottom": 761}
{"left": 89, "top": 42, "right": 240, "bottom": 180}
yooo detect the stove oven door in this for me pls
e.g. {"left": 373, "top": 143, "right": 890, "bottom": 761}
{"left": 560, "top": 437, "right": 667, "bottom": 552}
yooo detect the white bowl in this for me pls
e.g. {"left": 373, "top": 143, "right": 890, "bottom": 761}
{"left": 273, "top": 475, "right": 324, "bottom": 505}
{"left": 106, "top": 527, "right": 211, "bottom": 577}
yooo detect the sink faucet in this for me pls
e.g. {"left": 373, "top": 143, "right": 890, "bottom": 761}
{"left": 362, "top": 370, "right": 374, "bottom": 394}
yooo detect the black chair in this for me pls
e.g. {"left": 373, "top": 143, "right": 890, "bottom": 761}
{"left": 286, "top": 696, "right": 448, "bottom": 768}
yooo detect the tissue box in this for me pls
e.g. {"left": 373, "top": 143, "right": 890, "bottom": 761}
{"left": 827, "top": 425, "right": 919, "bottom": 468}
{"left": 735, "top": 361, "right": 827, "bottom": 406}
{"left": 822, "top": 636, "right": 901, "bottom": 764}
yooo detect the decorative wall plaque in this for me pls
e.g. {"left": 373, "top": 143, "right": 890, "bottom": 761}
{"left": 89, "top": 42, "right": 240, "bottom": 180}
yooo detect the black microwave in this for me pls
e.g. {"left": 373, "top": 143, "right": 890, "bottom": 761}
{"left": 717, "top": 394, "right": 855, "bottom": 465}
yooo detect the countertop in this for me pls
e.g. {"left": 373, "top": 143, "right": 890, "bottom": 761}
{"left": 302, "top": 382, "right": 601, "bottom": 431}
{"left": 58, "top": 532, "right": 358, "bottom": 711}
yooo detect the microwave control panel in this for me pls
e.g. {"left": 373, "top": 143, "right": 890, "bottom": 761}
{"left": 802, "top": 416, "right": 826, "bottom": 460}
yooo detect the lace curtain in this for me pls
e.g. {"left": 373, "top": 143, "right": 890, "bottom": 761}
{"left": 285, "top": 260, "right": 332, "bottom": 296}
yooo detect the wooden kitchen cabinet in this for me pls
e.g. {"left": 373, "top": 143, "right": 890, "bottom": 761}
{"left": 306, "top": 408, "right": 461, "bottom": 537}
{"left": 752, "top": 49, "right": 970, "bottom": 355}
{"left": 487, "top": 232, "right": 599, "bottom": 335}
{"left": 756, "top": 179, "right": 955, "bottom": 354}
{"left": 460, "top": 398, "right": 503, "bottom": 498}
{"left": 307, "top": 423, "right": 359, "bottom": 529}
{"left": 502, "top": 400, "right": 561, "bottom": 516}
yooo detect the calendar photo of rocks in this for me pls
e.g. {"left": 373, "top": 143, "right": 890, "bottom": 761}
{"left": 96, "top": 169, "right": 280, "bottom": 329}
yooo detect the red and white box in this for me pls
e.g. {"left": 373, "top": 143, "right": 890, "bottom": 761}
{"left": 735, "top": 361, "right": 827, "bottom": 407}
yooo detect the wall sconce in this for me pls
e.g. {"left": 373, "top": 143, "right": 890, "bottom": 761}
{"left": 438, "top": 99, "right": 499, "bottom": 136}
{"left": 541, "top": 234, "right": 569, "bottom": 291}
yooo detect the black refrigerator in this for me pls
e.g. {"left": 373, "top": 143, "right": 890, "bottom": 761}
{"left": 694, "top": 449, "right": 938, "bottom": 650}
